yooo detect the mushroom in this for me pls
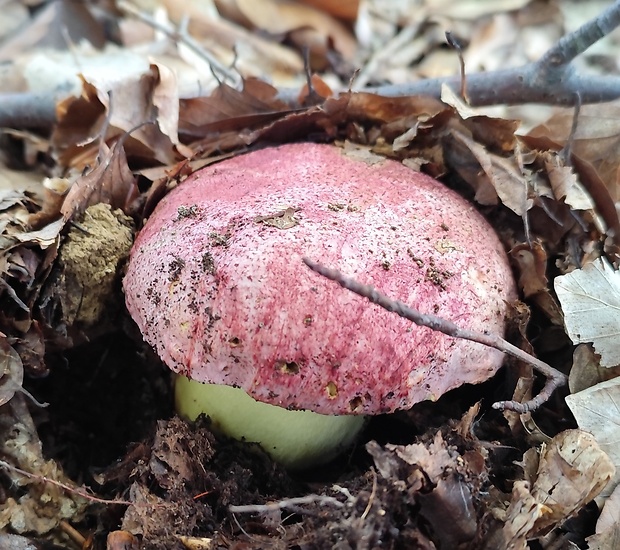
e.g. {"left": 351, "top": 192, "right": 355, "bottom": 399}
{"left": 124, "top": 143, "right": 516, "bottom": 469}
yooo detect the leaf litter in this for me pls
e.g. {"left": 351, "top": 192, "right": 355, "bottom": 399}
{"left": 1, "top": 0, "right": 620, "bottom": 548}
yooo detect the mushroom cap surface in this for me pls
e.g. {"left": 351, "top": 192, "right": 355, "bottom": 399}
{"left": 124, "top": 143, "right": 516, "bottom": 415}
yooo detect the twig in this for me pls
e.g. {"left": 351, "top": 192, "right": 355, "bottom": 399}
{"left": 538, "top": 0, "right": 620, "bottom": 67}
{"left": 0, "top": 459, "right": 132, "bottom": 506}
{"left": 360, "top": 468, "right": 377, "bottom": 521}
{"left": 302, "top": 258, "right": 567, "bottom": 414}
{"left": 559, "top": 92, "right": 582, "bottom": 166}
{"left": 116, "top": 0, "right": 241, "bottom": 88}
{"left": 229, "top": 494, "right": 344, "bottom": 514}
{"left": 445, "top": 32, "right": 468, "bottom": 103}
{"left": 360, "top": 0, "right": 620, "bottom": 106}
{"left": 2, "top": 2, "right": 620, "bottom": 129}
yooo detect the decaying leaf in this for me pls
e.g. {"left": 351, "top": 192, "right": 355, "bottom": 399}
{"left": 566, "top": 378, "right": 620, "bottom": 502}
{"left": 569, "top": 344, "right": 620, "bottom": 394}
{"left": 61, "top": 140, "right": 138, "bottom": 222}
{"left": 0, "top": 337, "right": 24, "bottom": 406}
{"left": 530, "top": 430, "right": 614, "bottom": 533}
{"left": 528, "top": 100, "right": 620, "bottom": 203}
{"left": 555, "top": 257, "right": 620, "bottom": 367}
{"left": 588, "top": 482, "right": 620, "bottom": 549}
{"left": 511, "top": 241, "right": 564, "bottom": 325}
{"left": 486, "top": 430, "right": 614, "bottom": 548}
{"left": 0, "top": 395, "right": 88, "bottom": 535}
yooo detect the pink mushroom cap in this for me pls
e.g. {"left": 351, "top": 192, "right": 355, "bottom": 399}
{"left": 124, "top": 143, "right": 516, "bottom": 415}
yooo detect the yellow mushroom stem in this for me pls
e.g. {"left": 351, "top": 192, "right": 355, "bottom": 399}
{"left": 175, "top": 375, "right": 367, "bottom": 470}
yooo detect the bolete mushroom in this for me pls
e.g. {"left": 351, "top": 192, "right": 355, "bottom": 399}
{"left": 124, "top": 143, "right": 516, "bottom": 469}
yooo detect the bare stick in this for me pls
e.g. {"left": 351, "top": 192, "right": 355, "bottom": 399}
{"left": 538, "top": 0, "right": 620, "bottom": 67}
{"left": 445, "top": 32, "right": 468, "bottom": 103}
{"left": 0, "top": 459, "right": 132, "bottom": 506}
{"left": 303, "top": 257, "right": 567, "bottom": 414}
{"left": 361, "top": 0, "right": 620, "bottom": 106}
{"left": 2, "top": 2, "right": 620, "bottom": 130}
{"left": 229, "top": 494, "right": 344, "bottom": 514}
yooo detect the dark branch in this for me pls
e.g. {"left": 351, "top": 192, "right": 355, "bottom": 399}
{"left": 2, "top": 1, "right": 620, "bottom": 129}
{"left": 303, "top": 257, "right": 567, "bottom": 414}
{"left": 539, "top": 0, "right": 620, "bottom": 67}
{"left": 321, "top": 0, "right": 620, "bottom": 107}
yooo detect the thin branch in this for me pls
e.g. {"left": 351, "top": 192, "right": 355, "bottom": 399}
{"left": 0, "top": 459, "right": 132, "bottom": 506}
{"left": 2, "top": 1, "right": 620, "bottom": 129}
{"left": 445, "top": 31, "right": 468, "bottom": 103}
{"left": 229, "top": 494, "right": 345, "bottom": 514}
{"left": 303, "top": 257, "right": 567, "bottom": 414}
{"left": 538, "top": 0, "right": 620, "bottom": 67}
{"left": 361, "top": 0, "right": 620, "bottom": 106}
{"left": 116, "top": 0, "right": 241, "bottom": 88}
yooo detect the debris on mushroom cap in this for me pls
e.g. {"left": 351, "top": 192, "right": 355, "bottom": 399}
{"left": 124, "top": 143, "right": 516, "bottom": 415}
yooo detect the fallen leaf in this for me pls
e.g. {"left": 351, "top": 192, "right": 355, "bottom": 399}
{"left": 566, "top": 379, "right": 620, "bottom": 502}
{"left": 61, "top": 140, "right": 138, "bottom": 222}
{"left": 530, "top": 429, "right": 615, "bottom": 534}
{"left": 569, "top": 344, "right": 620, "bottom": 394}
{"left": 510, "top": 241, "right": 564, "bottom": 325}
{"left": 0, "top": 337, "right": 23, "bottom": 406}
{"left": 555, "top": 258, "right": 620, "bottom": 367}
{"left": 589, "top": 481, "right": 620, "bottom": 548}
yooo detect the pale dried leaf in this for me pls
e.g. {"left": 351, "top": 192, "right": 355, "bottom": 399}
{"left": 231, "top": 0, "right": 357, "bottom": 58}
{"left": 13, "top": 218, "right": 64, "bottom": 248}
{"left": 566, "top": 379, "right": 620, "bottom": 502}
{"left": 555, "top": 258, "right": 620, "bottom": 367}
{"left": 592, "top": 481, "right": 620, "bottom": 547}
{"left": 543, "top": 153, "right": 596, "bottom": 211}
{"left": 0, "top": 338, "right": 23, "bottom": 406}
{"left": 500, "top": 480, "right": 542, "bottom": 549}
{"left": 530, "top": 429, "right": 615, "bottom": 534}
{"left": 61, "top": 141, "right": 138, "bottom": 221}
{"left": 450, "top": 131, "right": 530, "bottom": 215}
{"left": 569, "top": 344, "right": 620, "bottom": 394}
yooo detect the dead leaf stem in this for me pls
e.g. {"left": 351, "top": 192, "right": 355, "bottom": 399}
{"left": 303, "top": 257, "right": 568, "bottom": 414}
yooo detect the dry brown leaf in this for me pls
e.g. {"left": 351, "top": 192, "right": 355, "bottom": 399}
{"left": 520, "top": 135, "right": 620, "bottom": 249}
{"left": 61, "top": 140, "right": 138, "bottom": 222}
{"left": 298, "top": 0, "right": 359, "bottom": 21}
{"left": 531, "top": 430, "right": 614, "bottom": 534}
{"left": 12, "top": 219, "right": 64, "bottom": 248}
{"left": 0, "top": 395, "right": 88, "bottom": 535}
{"left": 0, "top": 0, "right": 105, "bottom": 62}
{"left": 53, "top": 65, "right": 183, "bottom": 171}
{"left": 219, "top": 0, "right": 357, "bottom": 59}
{"left": 178, "top": 79, "right": 291, "bottom": 140}
{"left": 162, "top": 0, "right": 305, "bottom": 84}
{"left": 541, "top": 151, "right": 596, "bottom": 210}
{"left": 497, "top": 480, "right": 543, "bottom": 549}
{"left": 529, "top": 102, "right": 620, "bottom": 203}
{"left": 487, "top": 430, "right": 614, "bottom": 545}
{"left": 510, "top": 241, "right": 564, "bottom": 325}
{"left": 0, "top": 337, "right": 23, "bottom": 406}
{"left": 448, "top": 130, "right": 528, "bottom": 212}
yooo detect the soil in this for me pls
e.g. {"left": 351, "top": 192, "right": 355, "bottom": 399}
{"left": 20, "top": 326, "right": 586, "bottom": 549}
